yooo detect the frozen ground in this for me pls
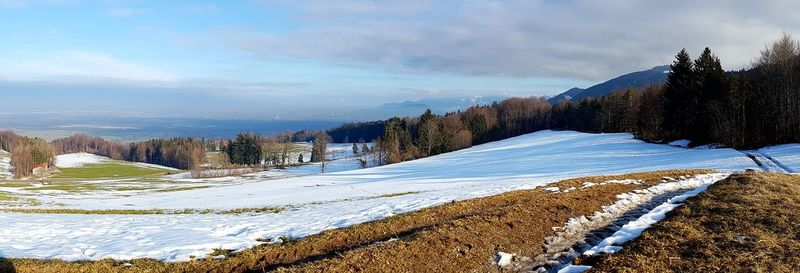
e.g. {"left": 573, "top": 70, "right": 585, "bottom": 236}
{"left": 0, "top": 131, "right": 767, "bottom": 261}
{"left": 0, "top": 149, "right": 12, "bottom": 179}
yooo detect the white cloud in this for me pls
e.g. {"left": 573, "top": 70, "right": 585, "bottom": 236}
{"left": 107, "top": 7, "right": 144, "bottom": 17}
{"left": 0, "top": 51, "right": 176, "bottom": 82}
{"left": 230, "top": 0, "right": 800, "bottom": 81}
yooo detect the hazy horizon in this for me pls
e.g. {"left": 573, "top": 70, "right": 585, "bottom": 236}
{"left": 3, "top": 1, "right": 799, "bottom": 119}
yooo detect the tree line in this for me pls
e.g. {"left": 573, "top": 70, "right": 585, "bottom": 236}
{"left": 1, "top": 133, "right": 207, "bottom": 178}
{"left": 0, "top": 131, "right": 54, "bottom": 178}
{"left": 224, "top": 131, "right": 335, "bottom": 172}
{"left": 344, "top": 34, "right": 800, "bottom": 165}
{"left": 52, "top": 134, "right": 206, "bottom": 170}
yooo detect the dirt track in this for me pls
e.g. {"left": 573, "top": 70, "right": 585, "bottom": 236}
{"left": 585, "top": 172, "right": 800, "bottom": 272}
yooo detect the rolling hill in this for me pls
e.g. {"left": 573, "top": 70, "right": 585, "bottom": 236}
{"left": 548, "top": 65, "right": 670, "bottom": 104}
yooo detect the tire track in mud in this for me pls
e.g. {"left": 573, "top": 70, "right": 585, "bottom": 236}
{"left": 527, "top": 190, "right": 690, "bottom": 273}
{"left": 507, "top": 174, "right": 728, "bottom": 273}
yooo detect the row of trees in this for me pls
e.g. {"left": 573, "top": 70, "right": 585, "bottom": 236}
{"left": 354, "top": 34, "right": 800, "bottom": 165}
{"left": 225, "top": 131, "right": 336, "bottom": 171}
{"left": 51, "top": 134, "right": 126, "bottom": 159}
{"left": 3, "top": 132, "right": 207, "bottom": 178}
{"left": 51, "top": 135, "right": 207, "bottom": 170}
{"left": 0, "top": 131, "right": 54, "bottom": 178}
{"left": 125, "top": 138, "right": 206, "bottom": 170}
{"left": 712, "top": 34, "right": 800, "bottom": 148}
{"left": 327, "top": 121, "right": 385, "bottom": 143}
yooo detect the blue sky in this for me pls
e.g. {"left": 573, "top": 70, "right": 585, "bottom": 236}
{"left": 1, "top": 0, "right": 798, "bottom": 119}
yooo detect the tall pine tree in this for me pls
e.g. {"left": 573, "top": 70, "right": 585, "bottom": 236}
{"left": 663, "top": 49, "right": 695, "bottom": 139}
{"left": 692, "top": 47, "right": 730, "bottom": 144}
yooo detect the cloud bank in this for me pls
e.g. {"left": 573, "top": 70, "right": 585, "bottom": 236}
{"left": 234, "top": 0, "right": 800, "bottom": 81}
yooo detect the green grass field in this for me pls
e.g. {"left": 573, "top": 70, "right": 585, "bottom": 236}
{"left": 54, "top": 162, "right": 178, "bottom": 179}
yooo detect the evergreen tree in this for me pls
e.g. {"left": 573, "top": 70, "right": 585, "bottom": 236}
{"left": 692, "top": 47, "right": 730, "bottom": 144}
{"left": 663, "top": 49, "right": 695, "bottom": 138}
{"left": 226, "top": 133, "right": 262, "bottom": 165}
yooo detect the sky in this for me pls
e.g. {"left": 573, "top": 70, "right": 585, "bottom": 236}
{"left": 1, "top": 0, "right": 799, "bottom": 120}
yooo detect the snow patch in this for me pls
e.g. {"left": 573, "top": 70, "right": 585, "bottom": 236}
{"left": 584, "top": 178, "right": 716, "bottom": 255}
{"left": 54, "top": 153, "right": 111, "bottom": 168}
{"left": 495, "top": 252, "right": 515, "bottom": 267}
{"left": 558, "top": 265, "right": 592, "bottom": 273}
{"left": 668, "top": 139, "right": 691, "bottom": 148}
{"left": 581, "top": 179, "right": 641, "bottom": 188}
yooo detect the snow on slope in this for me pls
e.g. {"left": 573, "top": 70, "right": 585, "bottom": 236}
{"left": 758, "top": 144, "right": 800, "bottom": 173}
{"left": 0, "top": 149, "right": 12, "bottom": 179}
{"left": 55, "top": 153, "right": 110, "bottom": 168}
{"left": 55, "top": 152, "right": 178, "bottom": 171}
{"left": 40, "top": 131, "right": 756, "bottom": 211}
{"left": 0, "top": 131, "right": 759, "bottom": 262}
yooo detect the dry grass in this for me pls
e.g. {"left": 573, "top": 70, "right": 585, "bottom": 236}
{"left": 0, "top": 170, "right": 711, "bottom": 273}
{"left": 586, "top": 171, "right": 800, "bottom": 273}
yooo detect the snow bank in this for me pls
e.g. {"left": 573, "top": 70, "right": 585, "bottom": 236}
{"left": 668, "top": 139, "right": 690, "bottom": 147}
{"left": 54, "top": 152, "right": 178, "bottom": 171}
{"left": 54, "top": 153, "right": 111, "bottom": 168}
{"left": 0, "top": 131, "right": 760, "bottom": 262}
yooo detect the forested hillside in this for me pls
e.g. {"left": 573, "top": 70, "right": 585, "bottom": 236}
{"left": 333, "top": 34, "right": 800, "bottom": 164}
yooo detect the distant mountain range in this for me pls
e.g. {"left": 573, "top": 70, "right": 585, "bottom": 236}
{"left": 340, "top": 96, "right": 507, "bottom": 120}
{"left": 345, "top": 65, "right": 673, "bottom": 120}
{"left": 548, "top": 65, "right": 671, "bottom": 104}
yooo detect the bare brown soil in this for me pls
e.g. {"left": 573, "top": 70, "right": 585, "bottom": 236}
{"left": 0, "top": 170, "right": 709, "bottom": 273}
{"left": 585, "top": 172, "right": 800, "bottom": 273}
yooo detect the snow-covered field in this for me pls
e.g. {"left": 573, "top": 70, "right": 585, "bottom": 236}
{"left": 0, "top": 131, "right": 769, "bottom": 262}
{"left": 55, "top": 153, "right": 180, "bottom": 171}
{"left": 758, "top": 144, "right": 800, "bottom": 173}
{"left": 54, "top": 153, "right": 111, "bottom": 168}
{"left": 0, "top": 149, "right": 12, "bottom": 179}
